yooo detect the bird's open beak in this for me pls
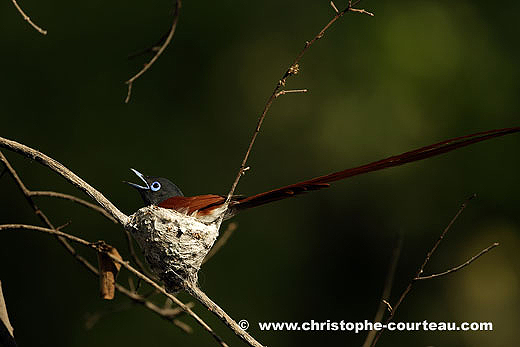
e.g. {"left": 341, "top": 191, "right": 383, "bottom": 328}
{"left": 124, "top": 168, "right": 149, "bottom": 190}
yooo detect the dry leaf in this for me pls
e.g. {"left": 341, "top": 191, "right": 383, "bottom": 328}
{"left": 97, "top": 244, "right": 122, "bottom": 300}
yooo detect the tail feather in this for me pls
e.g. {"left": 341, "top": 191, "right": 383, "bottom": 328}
{"left": 232, "top": 127, "right": 520, "bottom": 212}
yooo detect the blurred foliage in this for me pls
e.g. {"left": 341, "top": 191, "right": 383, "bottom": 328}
{"left": 0, "top": 0, "right": 519, "bottom": 346}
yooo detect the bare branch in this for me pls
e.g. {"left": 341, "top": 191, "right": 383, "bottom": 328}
{"left": 11, "top": 0, "right": 47, "bottom": 35}
{"left": 381, "top": 300, "right": 392, "bottom": 312}
{"left": 0, "top": 150, "right": 106, "bottom": 276}
{"left": 415, "top": 194, "right": 477, "bottom": 278}
{"left": 125, "top": 0, "right": 182, "bottom": 103}
{"left": 224, "top": 1, "right": 373, "bottom": 204}
{"left": 0, "top": 140, "right": 129, "bottom": 225}
{"left": 30, "top": 191, "right": 117, "bottom": 223}
{"left": 416, "top": 242, "right": 499, "bottom": 280}
{"left": 0, "top": 224, "right": 92, "bottom": 246}
{"left": 0, "top": 224, "right": 230, "bottom": 347}
{"left": 349, "top": 8, "right": 374, "bottom": 16}
{"left": 274, "top": 89, "right": 308, "bottom": 98}
{"left": 370, "top": 195, "right": 480, "bottom": 347}
{"left": 330, "top": 1, "right": 339, "bottom": 14}
{"left": 127, "top": 32, "right": 169, "bottom": 60}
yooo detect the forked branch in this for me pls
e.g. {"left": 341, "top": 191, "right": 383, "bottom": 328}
{"left": 30, "top": 191, "right": 117, "bottom": 223}
{"left": 370, "top": 196, "right": 500, "bottom": 346}
{"left": 225, "top": 0, "right": 373, "bottom": 204}
{"left": 0, "top": 137, "right": 129, "bottom": 225}
{"left": 415, "top": 242, "right": 499, "bottom": 281}
{"left": 125, "top": 0, "right": 182, "bottom": 103}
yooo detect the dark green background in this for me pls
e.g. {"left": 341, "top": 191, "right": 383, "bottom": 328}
{"left": 1, "top": 0, "right": 519, "bottom": 346}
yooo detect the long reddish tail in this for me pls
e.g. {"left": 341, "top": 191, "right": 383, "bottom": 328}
{"left": 232, "top": 127, "right": 520, "bottom": 212}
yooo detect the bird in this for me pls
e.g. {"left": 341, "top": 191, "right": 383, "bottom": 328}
{"left": 126, "top": 127, "right": 520, "bottom": 222}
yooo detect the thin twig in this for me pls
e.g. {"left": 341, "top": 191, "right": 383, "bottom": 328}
{"left": 0, "top": 139, "right": 129, "bottom": 225}
{"left": 224, "top": 1, "right": 373, "bottom": 205}
{"left": 381, "top": 300, "right": 392, "bottom": 312}
{"left": 0, "top": 152, "right": 192, "bottom": 333}
{"left": 56, "top": 221, "right": 71, "bottom": 231}
{"left": 0, "top": 150, "right": 102, "bottom": 273}
{"left": 330, "top": 1, "right": 339, "bottom": 13}
{"left": 363, "top": 234, "right": 402, "bottom": 347}
{"left": 125, "top": 0, "right": 182, "bottom": 103}
{"left": 30, "top": 191, "right": 117, "bottom": 223}
{"left": 349, "top": 8, "right": 374, "bottom": 16}
{"left": 202, "top": 222, "right": 237, "bottom": 265}
{"left": 0, "top": 225, "right": 94, "bottom": 249}
{"left": 0, "top": 224, "right": 230, "bottom": 347}
{"left": 274, "top": 89, "right": 308, "bottom": 98}
{"left": 127, "top": 32, "right": 169, "bottom": 60}
{"left": 415, "top": 194, "right": 477, "bottom": 279}
{"left": 10, "top": 0, "right": 47, "bottom": 35}
{"left": 370, "top": 195, "right": 478, "bottom": 347}
{"left": 416, "top": 242, "right": 499, "bottom": 280}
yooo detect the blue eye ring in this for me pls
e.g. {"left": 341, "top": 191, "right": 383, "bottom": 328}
{"left": 150, "top": 181, "right": 161, "bottom": 191}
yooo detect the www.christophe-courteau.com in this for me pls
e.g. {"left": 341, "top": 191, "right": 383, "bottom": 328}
{"left": 255, "top": 320, "right": 493, "bottom": 333}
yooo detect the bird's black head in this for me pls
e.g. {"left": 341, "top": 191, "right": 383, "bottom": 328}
{"left": 125, "top": 168, "right": 184, "bottom": 206}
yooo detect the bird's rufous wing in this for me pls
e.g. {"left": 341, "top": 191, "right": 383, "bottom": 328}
{"left": 158, "top": 195, "right": 225, "bottom": 215}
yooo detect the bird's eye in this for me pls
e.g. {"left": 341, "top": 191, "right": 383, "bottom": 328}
{"left": 150, "top": 181, "right": 161, "bottom": 191}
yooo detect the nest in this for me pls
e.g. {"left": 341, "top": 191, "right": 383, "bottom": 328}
{"left": 126, "top": 206, "right": 221, "bottom": 292}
